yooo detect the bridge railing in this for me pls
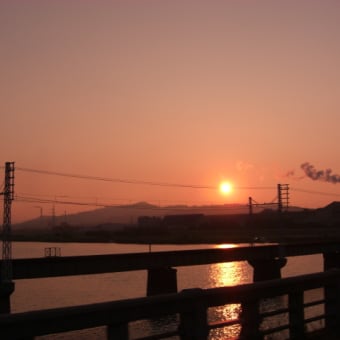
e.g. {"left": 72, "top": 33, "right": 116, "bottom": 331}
{"left": 10, "top": 242, "right": 340, "bottom": 280}
{"left": 1, "top": 269, "right": 340, "bottom": 340}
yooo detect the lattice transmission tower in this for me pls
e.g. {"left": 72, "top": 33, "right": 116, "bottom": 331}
{"left": 277, "top": 183, "right": 289, "bottom": 213}
{"left": 1, "top": 162, "right": 15, "bottom": 283}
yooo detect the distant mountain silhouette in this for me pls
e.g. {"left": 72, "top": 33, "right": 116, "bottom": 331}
{"left": 11, "top": 202, "right": 340, "bottom": 244}
{"left": 13, "top": 201, "right": 306, "bottom": 231}
{"left": 13, "top": 202, "right": 242, "bottom": 229}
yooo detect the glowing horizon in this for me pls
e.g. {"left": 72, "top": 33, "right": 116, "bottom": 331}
{"left": 2, "top": 1, "right": 340, "bottom": 222}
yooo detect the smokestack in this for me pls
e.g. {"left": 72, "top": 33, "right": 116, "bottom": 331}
{"left": 301, "top": 162, "right": 340, "bottom": 184}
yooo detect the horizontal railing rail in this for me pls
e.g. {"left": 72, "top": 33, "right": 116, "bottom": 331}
{"left": 6, "top": 241, "right": 340, "bottom": 279}
{"left": 1, "top": 269, "right": 340, "bottom": 339}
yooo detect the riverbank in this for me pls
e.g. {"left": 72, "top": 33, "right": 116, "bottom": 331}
{"left": 9, "top": 221, "right": 340, "bottom": 245}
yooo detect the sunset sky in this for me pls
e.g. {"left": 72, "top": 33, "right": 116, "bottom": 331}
{"left": 1, "top": 0, "right": 340, "bottom": 222}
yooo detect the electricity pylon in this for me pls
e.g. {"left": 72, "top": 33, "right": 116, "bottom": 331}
{"left": 278, "top": 184, "right": 289, "bottom": 213}
{"left": 1, "top": 162, "right": 15, "bottom": 283}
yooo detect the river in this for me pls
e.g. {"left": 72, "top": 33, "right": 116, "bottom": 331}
{"left": 10, "top": 242, "right": 323, "bottom": 339}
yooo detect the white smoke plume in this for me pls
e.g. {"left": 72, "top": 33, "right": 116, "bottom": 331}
{"left": 301, "top": 162, "right": 340, "bottom": 184}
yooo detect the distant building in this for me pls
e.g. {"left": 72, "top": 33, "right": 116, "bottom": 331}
{"left": 138, "top": 216, "right": 162, "bottom": 228}
{"left": 163, "top": 214, "right": 205, "bottom": 229}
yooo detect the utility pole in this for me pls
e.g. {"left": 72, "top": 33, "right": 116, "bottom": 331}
{"left": 248, "top": 197, "right": 253, "bottom": 215}
{"left": 34, "top": 206, "right": 43, "bottom": 218}
{"left": 52, "top": 204, "right": 56, "bottom": 227}
{"left": 0, "top": 162, "right": 15, "bottom": 313}
{"left": 277, "top": 184, "right": 289, "bottom": 213}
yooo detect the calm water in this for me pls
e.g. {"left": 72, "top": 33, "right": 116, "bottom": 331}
{"left": 10, "top": 242, "right": 323, "bottom": 339}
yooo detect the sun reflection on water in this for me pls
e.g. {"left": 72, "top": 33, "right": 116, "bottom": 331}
{"left": 215, "top": 243, "right": 238, "bottom": 249}
{"left": 208, "top": 244, "right": 253, "bottom": 339}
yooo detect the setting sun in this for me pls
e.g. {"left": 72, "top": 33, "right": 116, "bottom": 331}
{"left": 219, "top": 181, "right": 233, "bottom": 195}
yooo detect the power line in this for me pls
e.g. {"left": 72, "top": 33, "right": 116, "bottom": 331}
{"left": 291, "top": 187, "right": 340, "bottom": 198}
{"left": 16, "top": 167, "right": 216, "bottom": 189}
{"left": 14, "top": 166, "right": 340, "bottom": 202}
{"left": 15, "top": 195, "right": 100, "bottom": 207}
{"left": 15, "top": 190, "right": 256, "bottom": 213}
{"left": 16, "top": 166, "right": 275, "bottom": 191}
{"left": 14, "top": 191, "right": 231, "bottom": 207}
{"left": 15, "top": 194, "right": 249, "bottom": 212}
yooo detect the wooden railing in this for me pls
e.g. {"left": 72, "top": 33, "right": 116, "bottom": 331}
{"left": 1, "top": 269, "right": 340, "bottom": 340}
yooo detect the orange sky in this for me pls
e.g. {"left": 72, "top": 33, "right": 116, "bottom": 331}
{"left": 1, "top": 0, "right": 340, "bottom": 222}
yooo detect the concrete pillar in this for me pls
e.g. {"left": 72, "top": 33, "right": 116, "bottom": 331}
{"left": 147, "top": 267, "right": 177, "bottom": 296}
{"left": 248, "top": 258, "right": 287, "bottom": 282}
{"left": 0, "top": 281, "right": 15, "bottom": 314}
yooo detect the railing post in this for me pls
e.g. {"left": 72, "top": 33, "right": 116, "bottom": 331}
{"left": 239, "top": 299, "right": 262, "bottom": 340}
{"left": 324, "top": 274, "right": 340, "bottom": 337}
{"left": 179, "top": 289, "right": 209, "bottom": 340}
{"left": 107, "top": 322, "right": 129, "bottom": 340}
{"left": 323, "top": 252, "right": 340, "bottom": 337}
{"left": 288, "top": 291, "right": 304, "bottom": 339}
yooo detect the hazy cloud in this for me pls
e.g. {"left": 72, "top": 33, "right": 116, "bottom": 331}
{"left": 301, "top": 162, "right": 340, "bottom": 184}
